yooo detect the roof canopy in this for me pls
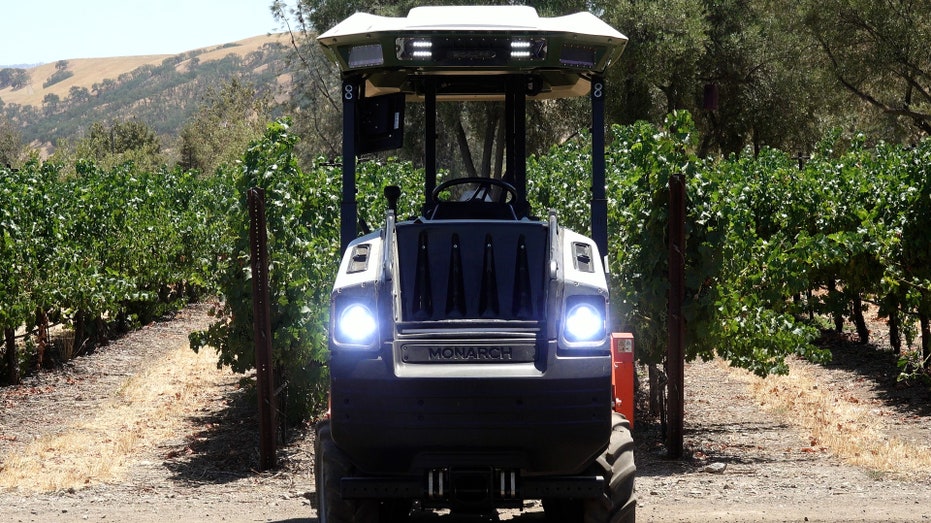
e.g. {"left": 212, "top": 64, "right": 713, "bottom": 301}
{"left": 317, "top": 6, "right": 627, "bottom": 100}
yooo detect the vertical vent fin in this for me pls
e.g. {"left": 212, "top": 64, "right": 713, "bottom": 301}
{"left": 445, "top": 234, "right": 466, "bottom": 316}
{"left": 479, "top": 234, "right": 499, "bottom": 316}
{"left": 413, "top": 230, "right": 433, "bottom": 319}
{"left": 513, "top": 234, "right": 533, "bottom": 318}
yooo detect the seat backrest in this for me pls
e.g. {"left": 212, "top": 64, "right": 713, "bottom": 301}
{"left": 428, "top": 200, "right": 518, "bottom": 221}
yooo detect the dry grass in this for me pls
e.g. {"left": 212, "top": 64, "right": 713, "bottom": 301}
{"left": 0, "top": 342, "right": 233, "bottom": 492}
{"left": 726, "top": 359, "right": 931, "bottom": 478}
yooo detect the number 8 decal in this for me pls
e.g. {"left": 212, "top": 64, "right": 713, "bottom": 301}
{"left": 593, "top": 82, "right": 604, "bottom": 99}
{"left": 344, "top": 83, "right": 354, "bottom": 101}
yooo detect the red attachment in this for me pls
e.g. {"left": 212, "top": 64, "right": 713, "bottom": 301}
{"left": 610, "top": 332, "right": 635, "bottom": 428}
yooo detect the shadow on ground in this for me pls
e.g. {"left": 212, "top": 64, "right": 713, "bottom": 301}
{"left": 816, "top": 329, "right": 931, "bottom": 419}
{"left": 162, "top": 383, "right": 268, "bottom": 484}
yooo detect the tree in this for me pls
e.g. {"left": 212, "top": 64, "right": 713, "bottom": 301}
{"left": 696, "top": 0, "right": 832, "bottom": 155}
{"left": 273, "top": 0, "right": 407, "bottom": 39}
{"left": 177, "top": 79, "right": 270, "bottom": 174}
{"left": 0, "top": 115, "right": 23, "bottom": 167}
{"left": 802, "top": 0, "right": 931, "bottom": 140}
{"left": 600, "top": 0, "right": 834, "bottom": 156}
{"left": 271, "top": 0, "right": 381, "bottom": 162}
{"left": 92, "top": 78, "right": 118, "bottom": 97}
{"left": 71, "top": 119, "right": 163, "bottom": 170}
{"left": 0, "top": 68, "right": 15, "bottom": 89}
{"left": 43, "top": 67, "right": 74, "bottom": 89}
{"left": 42, "top": 93, "right": 61, "bottom": 116}
{"left": 1, "top": 68, "right": 30, "bottom": 91}
{"left": 68, "top": 86, "right": 91, "bottom": 105}
{"left": 599, "top": 0, "right": 709, "bottom": 124}
{"left": 9, "top": 69, "right": 31, "bottom": 91}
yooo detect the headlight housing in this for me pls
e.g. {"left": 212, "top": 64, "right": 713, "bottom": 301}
{"left": 333, "top": 298, "right": 379, "bottom": 348}
{"left": 561, "top": 295, "right": 607, "bottom": 346}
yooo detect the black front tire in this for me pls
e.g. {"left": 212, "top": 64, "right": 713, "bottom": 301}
{"left": 315, "top": 420, "right": 381, "bottom": 523}
{"left": 543, "top": 413, "right": 636, "bottom": 523}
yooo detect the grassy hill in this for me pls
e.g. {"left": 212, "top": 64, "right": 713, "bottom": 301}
{"left": 0, "top": 34, "right": 292, "bottom": 154}
{"left": 2, "top": 54, "right": 172, "bottom": 107}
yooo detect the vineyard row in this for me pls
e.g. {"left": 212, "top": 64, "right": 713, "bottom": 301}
{"left": 1, "top": 160, "right": 233, "bottom": 384}
{"left": 3, "top": 116, "right": 929, "bottom": 409}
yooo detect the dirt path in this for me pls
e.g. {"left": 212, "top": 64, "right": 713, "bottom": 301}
{"left": 1, "top": 304, "right": 930, "bottom": 522}
{"left": 635, "top": 359, "right": 931, "bottom": 522}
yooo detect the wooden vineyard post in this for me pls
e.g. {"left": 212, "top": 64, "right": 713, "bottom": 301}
{"left": 248, "top": 187, "right": 277, "bottom": 470}
{"left": 4, "top": 327, "right": 18, "bottom": 385}
{"left": 667, "top": 171, "right": 685, "bottom": 458}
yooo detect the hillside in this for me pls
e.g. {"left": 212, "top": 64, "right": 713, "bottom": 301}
{"left": 1, "top": 54, "right": 171, "bottom": 107}
{"left": 0, "top": 34, "right": 293, "bottom": 153}
{"left": 0, "top": 34, "right": 288, "bottom": 107}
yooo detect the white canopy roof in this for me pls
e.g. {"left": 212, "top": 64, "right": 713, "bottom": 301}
{"left": 317, "top": 6, "right": 627, "bottom": 100}
{"left": 318, "top": 6, "right": 626, "bottom": 42}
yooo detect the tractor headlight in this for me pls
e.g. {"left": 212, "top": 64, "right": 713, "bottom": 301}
{"left": 334, "top": 301, "right": 379, "bottom": 347}
{"left": 562, "top": 296, "right": 607, "bottom": 344}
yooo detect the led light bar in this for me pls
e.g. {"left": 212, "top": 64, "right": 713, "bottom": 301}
{"left": 510, "top": 39, "right": 546, "bottom": 60}
{"left": 397, "top": 36, "right": 547, "bottom": 64}
{"left": 397, "top": 38, "right": 433, "bottom": 60}
{"left": 511, "top": 40, "right": 531, "bottom": 59}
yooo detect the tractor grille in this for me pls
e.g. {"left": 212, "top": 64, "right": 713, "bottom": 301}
{"left": 395, "top": 221, "right": 548, "bottom": 322}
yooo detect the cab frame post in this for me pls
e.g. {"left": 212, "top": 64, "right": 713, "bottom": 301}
{"left": 424, "top": 79, "right": 438, "bottom": 214}
{"left": 506, "top": 76, "right": 528, "bottom": 196}
{"left": 341, "top": 77, "right": 361, "bottom": 253}
{"left": 591, "top": 75, "right": 608, "bottom": 262}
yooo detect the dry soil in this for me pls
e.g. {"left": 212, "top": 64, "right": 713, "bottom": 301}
{"left": 1, "top": 303, "right": 929, "bottom": 522}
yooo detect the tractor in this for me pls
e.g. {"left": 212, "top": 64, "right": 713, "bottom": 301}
{"left": 316, "top": 6, "right": 635, "bottom": 522}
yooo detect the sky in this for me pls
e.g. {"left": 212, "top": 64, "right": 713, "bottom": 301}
{"left": 0, "top": 0, "right": 281, "bottom": 66}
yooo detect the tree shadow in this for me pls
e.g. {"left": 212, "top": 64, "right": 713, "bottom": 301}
{"left": 162, "top": 382, "right": 299, "bottom": 485}
{"left": 815, "top": 329, "right": 931, "bottom": 419}
{"left": 162, "top": 384, "right": 257, "bottom": 483}
{"left": 632, "top": 406, "right": 819, "bottom": 478}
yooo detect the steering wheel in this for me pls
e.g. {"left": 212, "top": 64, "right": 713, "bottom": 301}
{"left": 432, "top": 177, "right": 520, "bottom": 205}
